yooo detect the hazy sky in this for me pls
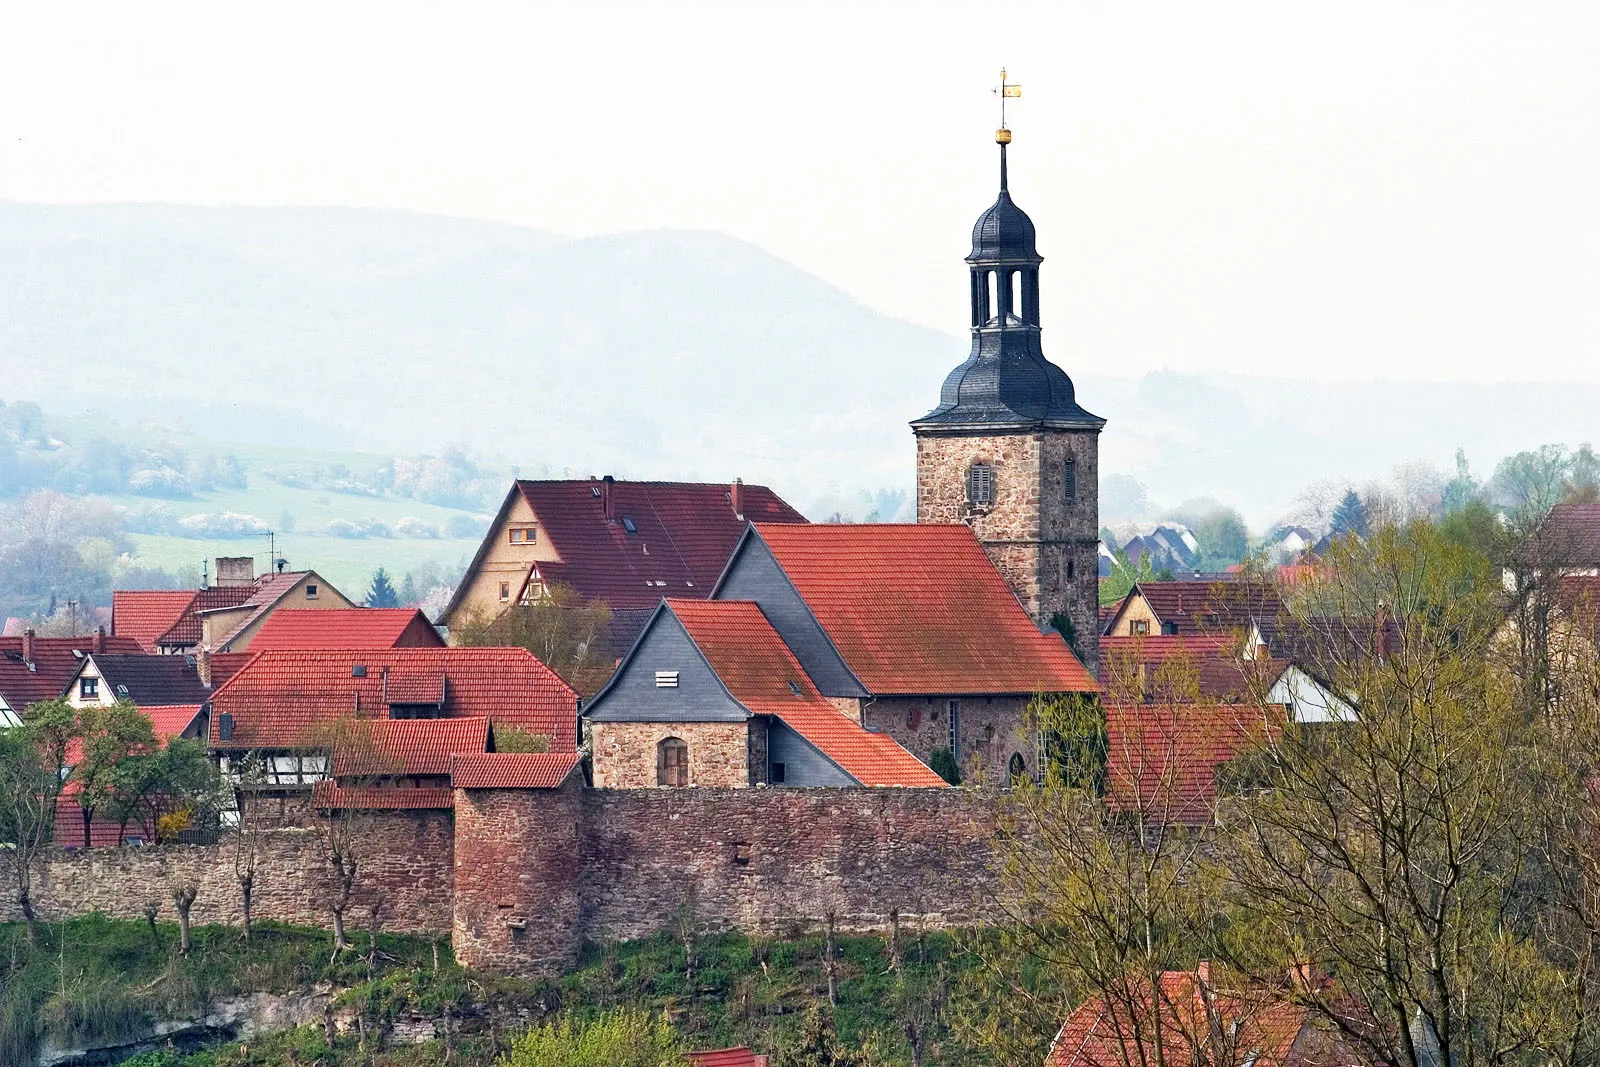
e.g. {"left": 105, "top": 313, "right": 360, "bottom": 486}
{"left": 3, "top": 1, "right": 1596, "bottom": 384}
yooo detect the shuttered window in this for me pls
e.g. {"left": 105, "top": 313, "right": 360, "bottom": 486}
{"left": 1064, "top": 458, "right": 1077, "bottom": 502}
{"left": 968, "top": 464, "right": 996, "bottom": 507}
{"left": 657, "top": 737, "right": 689, "bottom": 787}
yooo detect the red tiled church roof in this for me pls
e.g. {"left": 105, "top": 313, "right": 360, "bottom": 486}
{"left": 250, "top": 609, "right": 442, "bottom": 652}
{"left": 208, "top": 648, "right": 577, "bottom": 751}
{"left": 750, "top": 524, "right": 1097, "bottom": 696}
{"left": 667, "top": 600, "right": 946, "bottom": 788}
{"left": 111, "top": 591, "right": 196, "bottom": 652}
{"left": 451, "top": 751, "right": 583, "bottom": 789}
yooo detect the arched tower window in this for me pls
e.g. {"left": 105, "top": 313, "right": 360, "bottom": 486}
{"left": 656, "top": 736, "right": 688, "bottom": 787}
{"left": 1064, "top": 458, "right": 1077, "bottom": 502}
{"left": 968, "top": 463, "right": 996, "bottom": 507}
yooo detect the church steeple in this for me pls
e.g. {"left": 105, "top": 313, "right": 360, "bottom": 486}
{"left": 911, "top": 119, "right": 1103, "bottom": 432}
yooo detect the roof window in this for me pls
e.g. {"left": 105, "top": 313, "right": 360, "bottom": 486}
{"left": 622, "top": 517, "right": 637, "bottom": 534}
{"left": 351, "top": 665, "right": 367, "bottom": 678}
{"left": 786, "top": 680, "right": 803, "bottom": 696}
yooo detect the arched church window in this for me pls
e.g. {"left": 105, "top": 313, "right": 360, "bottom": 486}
{"left": 657, "top": 737, "right": 688, "bottom": 787}
{"left": 968, "top": 464, "right": 996, "bottom": 507}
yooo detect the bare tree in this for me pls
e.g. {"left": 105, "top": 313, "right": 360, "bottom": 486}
{"left": 171, "top": 884, "right": 198, "bottom": 955}
{"left": 229, "top": 751, "right": 272, "bottom": 942}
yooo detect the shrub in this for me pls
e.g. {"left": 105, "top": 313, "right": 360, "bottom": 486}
{"left": 500, "top": 1009, "right": 690, "bottom": 1067}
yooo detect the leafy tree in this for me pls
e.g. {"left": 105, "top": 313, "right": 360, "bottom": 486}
{"left": 1329, "top": 488, "right": 1370, "bottom": 539}
{"left": 365, "top": 567, "right": 400, "bottom": 608}
{"left": 454, "top": 583, "right": 614, "bottom": 693}
{"left": 0, "top": 698, "right": 77, "bottom": 942}
{"left": 72, "top": 701, "right": 157, "bottom": 848}
{"left": 499, "top": 1009, "right": 690, "bottom": 1067}
{"left": 1439, "top": 447, "right": 1483, "bottom": 514}
{"left": 1491, "top": 444, "right": 1572, "bottom": 522}
{"left": 781, "top": 1007, "right": 880, "bottom": 1067}
{"left": 1568, "top": 442, "right": 1600, "bottom": 503}
{"left": 928, "top": 747, "right": 961, "bottom": 787}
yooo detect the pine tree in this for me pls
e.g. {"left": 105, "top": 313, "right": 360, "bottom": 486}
{"left": 366, "top": 568, "right": 399, "bottom": 608}
{"left": 1330, "top": 489, "right": 1370, "bottom": 539}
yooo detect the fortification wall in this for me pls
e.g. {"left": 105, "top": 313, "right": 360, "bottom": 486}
{"left": 0, "top": 811, "right": 454, "bottom": 933}
{"left": 3, "top": 787, "right": 1007, "bottom": 978}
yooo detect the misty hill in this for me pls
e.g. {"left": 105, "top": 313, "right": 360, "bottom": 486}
{"left": 4, "top": 201, "right": 1599, "bottom": 526}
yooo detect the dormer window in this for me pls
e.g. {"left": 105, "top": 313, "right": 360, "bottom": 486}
{"left": 968, "top": 463, "right": 996, "bottom": 508}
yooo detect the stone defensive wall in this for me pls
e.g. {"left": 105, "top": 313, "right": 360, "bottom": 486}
{"left": 1, "top": 785, "right": 1007, "bottom": 976}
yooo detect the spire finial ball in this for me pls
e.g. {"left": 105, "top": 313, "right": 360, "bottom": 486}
{"left": 995, "top": 128, "right": 1012, "bottom": 145}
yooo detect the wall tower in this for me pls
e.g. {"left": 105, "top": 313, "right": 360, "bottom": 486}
{"left": 912, "top": 100, "right": 1105, "bottom": 673}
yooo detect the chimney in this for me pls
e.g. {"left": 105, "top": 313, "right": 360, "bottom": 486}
{"left": 93, "top": 626, "right": 105, "bottom": 654}
{"left": 196, "top": 648, "right": 213, "bottom": 688}
{"left": 731, "top": 477, "right": 744, "bottom": 520}
{"left": 215, "top": 556, "right": 255, "bottom": 587}
{"left": 601, "top": 474, "right": 615, "bottom": 523}
{"left": 21, "top": 628, "right": 35, "bottom": 666}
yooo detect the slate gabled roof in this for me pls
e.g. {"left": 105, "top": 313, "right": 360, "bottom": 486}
{"left": 87, "top": 654, "right": 213, "bottom": 706}
{"left": 747, "top": 524, "right": 1097, "bottom": 696}
{"left": 250, "top": 609, "right": 442, "bottom": 652}
{"left": 111, "top": 591, "right": 196, "bottom": 652}
{"left": 667, "top": 599, "right": 946, "bottom": 788}
{"left": 0, "top": 635, "right": 143, "bottom": 712}
{"left": 208, "top": 648, "right": 578, "bottom": 751}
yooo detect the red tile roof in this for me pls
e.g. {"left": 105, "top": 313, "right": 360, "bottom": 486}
{"left": 112, "top": 591, "right": 196, "bottom": 652}
{"left": 1049, "top": 970, "right": 1310, "bottom": 1067}
{"left": 451, "top": 751, "right": 583, "bottom": 789}
{"left": 0, "top": 635, "right": 144, "bottom": 712}
{"left": 1123, "top": 581, "right": 1286, "bottom": 638}
{"left": 142, "top": 704, "right": 204, "bottom": 739}
{"left": 1104, "top": 704, "right": 1282, "bottom": 823}
{"left": 208, "top": 647, "right": 578, "bottom": 751}
{"left": 447, "top": 480, "right": 807, "bottom": 620}
{"left": 750, "top": 524, "right": 1097, "bottom": 696}
{"left": 250, "top": 609, "right": 443, "bottom": 652}
{"left": 208, "top": 652, "right": 254, "bottom": 689}
{"left": 312, "top": 782, "right": 456, "bottom": 810}
{"left": 691, "top": 1049, "right": 770, "bottom": 1067}
{"left": 210, "top": 571, "right": 331, "bottom": 651}
{"left": 332, "top": 717, "right": 491, "bottom": 777}
{"left": 1099, "top": 635, "right": 1289, "bottom": 704}
{"left": 668, "top": 600, "right": 946, "bottom": 788}
{"left": 157, "top": 585, "right": 256, "bottom": 647}
{"left": 1539, "top": 502, "right": 1600, "bottom": 563}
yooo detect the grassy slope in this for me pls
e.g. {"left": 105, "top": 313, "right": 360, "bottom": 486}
{"left": 1, "top": 918, "right": 982, "bottom": 1067}
{"left": 49, "top": 412, "right": 501, "bottom": 594}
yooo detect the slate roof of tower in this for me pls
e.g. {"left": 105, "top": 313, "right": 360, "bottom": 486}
{"left": 86, "top": 653, "right": 213, "bottom": 706}
{"left": 666, "top": 599, "right": 947, "bottom": 787}
{"left": 747, "top": 523, "right": 1097, "bottom": 696}
{"left": 207, "top": 647, "right": 577, "bottom": 751}
{"left": 451, "top": 752, "right": 583, "bottom": 789}
{"left": 0, "top": 635, "right": 143, "bottom": 711}
{"left": 444, "top": 479, "right": 807, "bottom": 622}
{"left": 250, "top": 609, "right": 442, "bottom": 652}
{"left": 111, "top": 591, "right": 197, "bottom": 652}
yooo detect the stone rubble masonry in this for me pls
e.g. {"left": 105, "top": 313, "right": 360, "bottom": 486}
{"left": 0, "top": 811, "right": 453, "bottom": 933}
{"left": 915, "top": 428, "right": 1101, "bottom": 676}
{"left": 2, "top": 786, "right": 1009, "bottom": 980}
{"left": 590, "top": 720, "right": 752, "bottom": 788}
{"left": 862, "top": 695, "right": 1036, "bottom": 784}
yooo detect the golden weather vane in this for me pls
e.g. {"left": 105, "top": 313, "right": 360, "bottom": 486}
{"left": 992, "top": 68, "right": 1022, "bottom": 143}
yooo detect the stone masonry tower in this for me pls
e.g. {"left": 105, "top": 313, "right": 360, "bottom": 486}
{"left": 913, "top": 112, "right": 1105, "bottom": 674}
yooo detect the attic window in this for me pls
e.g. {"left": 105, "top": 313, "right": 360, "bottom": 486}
{"left": 508, "top": 527, "right": 537, "bottom": 544}
{"left": 622, "top": 517, "right": 638, "bottom": 534}
{"left": 499, "top": 582, "right": 511, "bottom": 602}
{"left": 968, "top": 463, "right": 996, "bottom": 507}
{"left": 305, "top": 584, "right": 319, "bottom": 599}
{"left": 655, "top": 671, "right": 680, "bottom": 688}
{"left": 80, "top": 678, "right": 99, "bottom": 699}
{"left": 1131, "top": 619, "right": 1150, "bottom": 636}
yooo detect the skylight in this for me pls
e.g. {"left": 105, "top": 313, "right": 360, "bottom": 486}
{"left": 622, "top": 517, "right": 637, "bottom": 534}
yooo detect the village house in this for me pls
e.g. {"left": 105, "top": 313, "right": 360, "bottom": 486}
{"left": 0, "top": 629, "right": 143, "bottom": 725}
{"left": 587, "top": 522, "right": 1097, "bottom": 787}
{"left": 113, "top": 556, "right": 355, "bottom": 654}
{"left": 63, "top": 650, "right": 214, "bottom": 710}
{"left": 206, "top": 646, "right": 579, "bottom": 806}
{"left": 1099, "top": 632, "right": 1355, "bottom": 724}
{"left": 438, "top": 476, "right": 807, "bottom": 647}
{"left": 55, "top": 703, "right": 207, "bottom": 848}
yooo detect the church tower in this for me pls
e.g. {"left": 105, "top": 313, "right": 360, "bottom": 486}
{"left": 912, "top": 97, "right": 1105, "bottom": 673}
